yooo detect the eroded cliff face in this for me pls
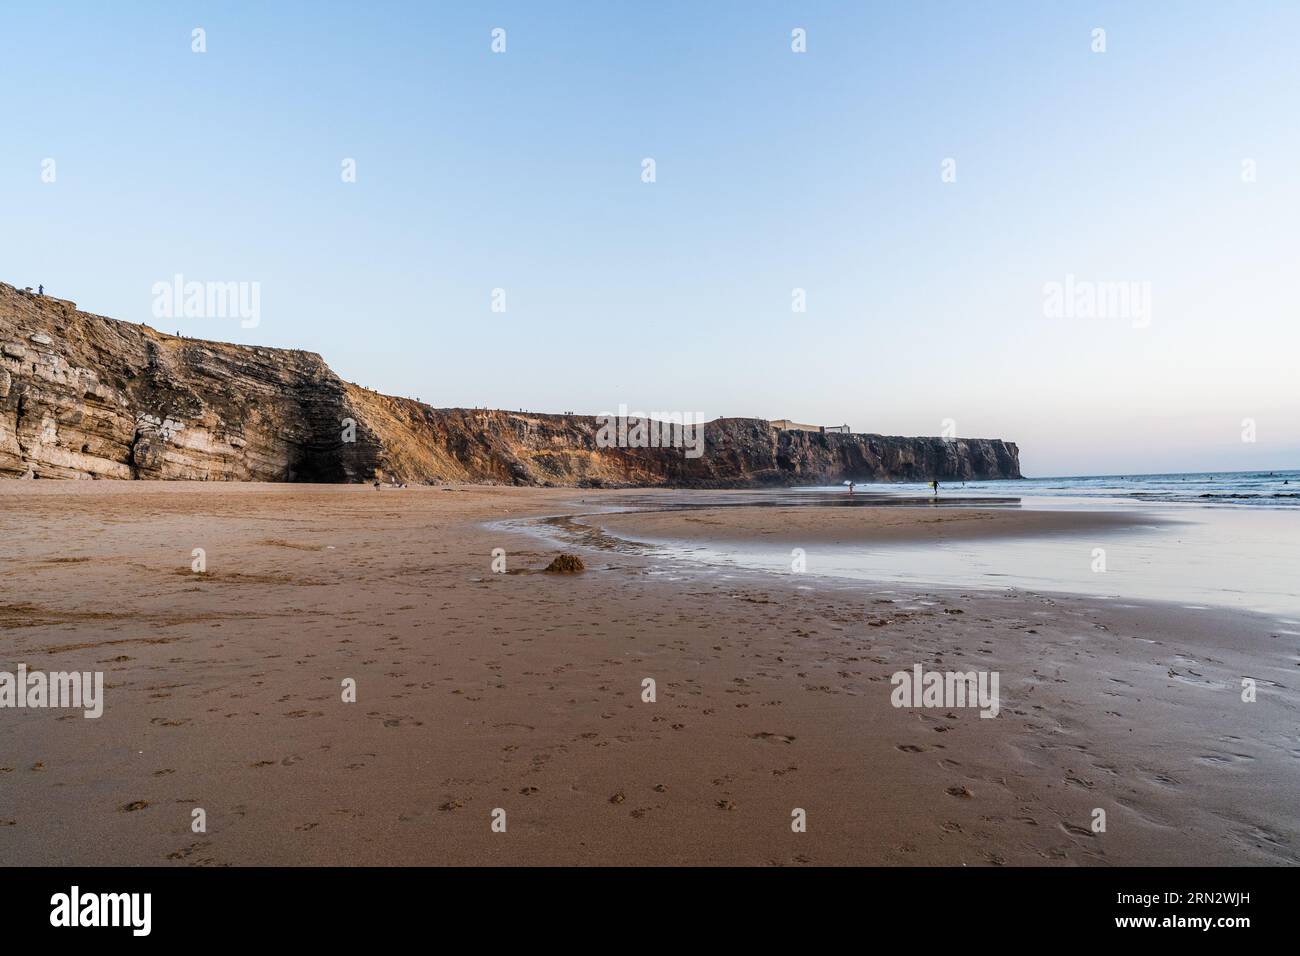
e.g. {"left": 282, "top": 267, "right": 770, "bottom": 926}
{"left": 0, "top": 283, "right": 374, "bottom": 482}
{"left": 0, "top": 283, "right": 1020, "bottom": 486}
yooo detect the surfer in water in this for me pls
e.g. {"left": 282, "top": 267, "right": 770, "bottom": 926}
{"left": 930, "top": 479, "right": 939, "bottom": 496}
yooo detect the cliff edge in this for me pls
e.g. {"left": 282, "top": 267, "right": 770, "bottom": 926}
{"left": 0, "top": 283, "right": 1020, "bottom": 485}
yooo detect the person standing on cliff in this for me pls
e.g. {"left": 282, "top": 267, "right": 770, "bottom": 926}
{"left": 38, "top": 285, "right": 44, "bottom": 295}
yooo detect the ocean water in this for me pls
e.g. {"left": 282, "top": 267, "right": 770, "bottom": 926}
{"left": 557, "top": 471, "right": 1300, "bottom": 616}
{"left": 829, "top": 470, "right": 1300, "bottom": 508}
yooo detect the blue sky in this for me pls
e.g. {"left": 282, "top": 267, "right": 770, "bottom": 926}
{"left": 2, "top": 1, "right": 1298, "bottom": 476}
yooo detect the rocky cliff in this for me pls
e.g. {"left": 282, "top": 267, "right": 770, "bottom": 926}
{"left": 0, "top": 283, "right": 1020, "bottom": 486}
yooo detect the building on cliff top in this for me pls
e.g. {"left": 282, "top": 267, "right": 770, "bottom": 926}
{"left": 771, "top": 419, "right": 851, "bottom": 435}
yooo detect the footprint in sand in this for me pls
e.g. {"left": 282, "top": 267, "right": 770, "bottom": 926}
{"left": 1196, "top": 752, "right": 1256, "bottom": 767}
{"left": 165, "top": 841, "right": 213, "bottom": 861}
{"left": 896, "top": 744, "right": 926, "bottom": 753}
{"left": 1137, "top": 768, "right": 1180, "bottom": 788}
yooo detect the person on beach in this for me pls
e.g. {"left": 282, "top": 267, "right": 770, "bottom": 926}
{"left": 930, "top": 479, "right": 939, "bottom": 495}
{"left": 848, "top": 481, "right": 855, "bottom": 495}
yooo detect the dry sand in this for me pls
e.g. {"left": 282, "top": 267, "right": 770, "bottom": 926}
{"left": 0, "top": 482, "right": 1295, "bottom": 865}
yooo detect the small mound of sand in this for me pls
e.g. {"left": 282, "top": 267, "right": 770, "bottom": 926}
{"left": 543, "top": 554, "right": 585, "bottom": 574}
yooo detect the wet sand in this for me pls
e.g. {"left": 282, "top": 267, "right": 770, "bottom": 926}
{"left": 586, "top": 500, "right": 1158, "bottom": 546}
{"left": 1, "top": 482, "right": 1296, "bottom": 865}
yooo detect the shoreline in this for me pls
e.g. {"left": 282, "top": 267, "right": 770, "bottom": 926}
{"left": 539, "top": 492, "right": 1298, "bottom": 618}
{"left": 566, "top": 501, "right": 1164, "bottom": 546}
{"left": 2, "top": 483, "right": 1296, "bottom": 865}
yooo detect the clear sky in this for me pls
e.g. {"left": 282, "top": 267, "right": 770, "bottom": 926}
{"left": 2, "top": 1, "right": 1297, "bottom": 477}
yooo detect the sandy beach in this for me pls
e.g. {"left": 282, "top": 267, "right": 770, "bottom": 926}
{"left": 1, "top": 482, "right": 1296, "bottom": 866}
{"left": 583, "top": 497, "right": 1155, "bottom": 545}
